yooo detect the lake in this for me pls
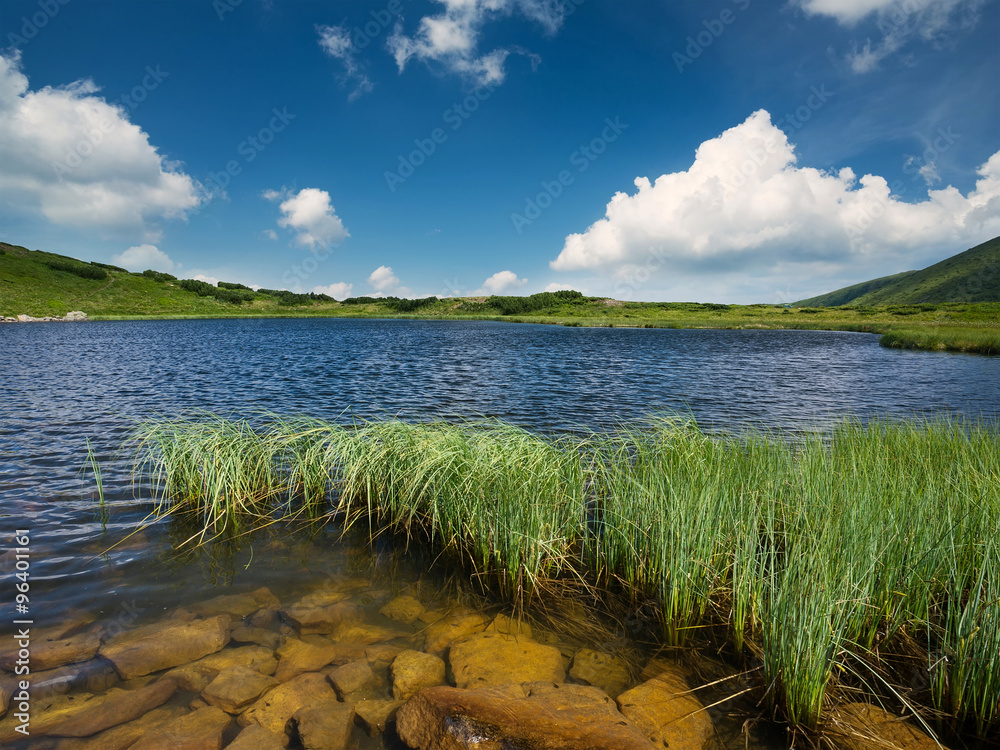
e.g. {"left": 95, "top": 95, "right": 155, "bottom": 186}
{"left": 1, "top": 319, "right": 998, "bottom": 748}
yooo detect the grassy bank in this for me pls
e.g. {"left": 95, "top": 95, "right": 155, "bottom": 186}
{"left": 122, "top": 414, "right": 1000, "bottom": 739}
{"left": 4, "top": 242, "right": 998, "bottom": 353}
{"left": 880, "top": 327, "right": 1000, "bottom": 355}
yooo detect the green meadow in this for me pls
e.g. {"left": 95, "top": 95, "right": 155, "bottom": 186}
{"left": 3, "top": 240, "right": 998, "bottom": 354}
{"left": 123, "top": 413, "right": 1000, "bottom": 741}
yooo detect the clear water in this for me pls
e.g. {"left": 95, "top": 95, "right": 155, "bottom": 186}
{"left": 1, "top": 319, "right": 997, "bottom": 747}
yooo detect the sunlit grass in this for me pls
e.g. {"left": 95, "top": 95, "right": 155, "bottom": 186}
{"left": 879, "top": 327, "right": 1000, "bottom": 354}
{"left": 121, "top": 413, "right": 999, "bottom": 735}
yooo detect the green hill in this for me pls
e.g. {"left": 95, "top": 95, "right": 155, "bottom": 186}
{"left": 0, "top": 241, "right": 338, "bottom": 317}
{"left": 795, "top": 236, "right": 1000, "bottom": 306}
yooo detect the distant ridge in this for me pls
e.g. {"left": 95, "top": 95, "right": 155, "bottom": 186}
{"left": 795, "top": 236, "right": 1000, "bottom": 306}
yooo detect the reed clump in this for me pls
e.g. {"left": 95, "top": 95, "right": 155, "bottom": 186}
{"left": 124, "top": 413, "right": 999, "bottom": 738}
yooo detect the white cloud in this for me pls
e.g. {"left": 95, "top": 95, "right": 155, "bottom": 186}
{"left": 192, "top": 274, "right": 219, "bottom": 286}
{"left": 918, "top": 161, "right": 941, "bottom": 185}
{"left": 113, "top": 244, "right": 176, "bottom": 273}
{"left": 551, "top": 110, "right": 1000, "bottom": 301}
{"left": 475, "top": 270, "right": 527, "bottom": 295}
{"left": 794, "top": 0, "right": 983, "bottom": 73}
{"left": 262, "top": 229, "right": 278, "bottom": 240}
{"left": 266, "top": 187, "right": 349, "bottom": 249}
{"left": 0, "top": 53, "right": 201, "bottom": 240}
{"left": 313, "top": 282, "right": 353, "bottom": 299}
{"left": 387, "top": 0, "right": 568, "bottom": 86}
{"left": 317, "top": 24, "right": 375, "bottom": 101}
{"left": 544, "top": 282, "right": 576, "bottom": 292}
{"left": 368, "top": 265, "right": 400, "bottom": 291}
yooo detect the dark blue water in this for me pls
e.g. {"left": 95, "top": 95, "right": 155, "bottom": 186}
{"left": 0, "top": 318, "right": 998, "bottom": 653}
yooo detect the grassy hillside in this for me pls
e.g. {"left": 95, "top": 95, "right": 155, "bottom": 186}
{"left": 3, "top": 240, "right": 997, "bottom": 353}
{"left": 0, "top": 241, "right": 335, "bottom": 317}
{"left": 796, "top": 236, "right": 1000, "bottom": 306}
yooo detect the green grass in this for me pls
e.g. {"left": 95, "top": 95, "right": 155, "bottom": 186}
{"left": 4, "top": 240, "right": 998, "bottom": 354}
{"left": 879, "top": 326, "right": 1000, "bottom": 355}
{"left": 121, "top": 413, "right": 1000, "bottom": 737}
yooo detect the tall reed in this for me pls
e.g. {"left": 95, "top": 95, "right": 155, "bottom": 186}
{"left": 120, "top": 412, "right": 999, "bottom": 735}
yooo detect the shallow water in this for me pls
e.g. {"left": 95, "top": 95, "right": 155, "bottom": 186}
{"left": 1, "top": 319, "right": 998, "bottom": 747}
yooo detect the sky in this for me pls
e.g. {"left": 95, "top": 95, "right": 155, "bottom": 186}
{"left": 0, "top": 0, "right": 998, "bottom": 303}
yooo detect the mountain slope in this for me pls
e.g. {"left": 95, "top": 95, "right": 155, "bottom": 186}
{"left": 795, "top": 236, "right": 1000, "bottom": 306}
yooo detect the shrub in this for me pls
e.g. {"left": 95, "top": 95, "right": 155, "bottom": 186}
{"left": 43, "top": 259, "right": 108, "bottom": 280}
{"left": 142, "top": 269, "right": 177, "bottom": 282}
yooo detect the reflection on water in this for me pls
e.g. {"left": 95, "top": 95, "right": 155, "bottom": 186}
{"left": 1, "top": 319, "right": 997, "bottom": 747}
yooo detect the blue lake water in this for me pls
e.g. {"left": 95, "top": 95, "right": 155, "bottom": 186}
{"left": 0, "top": 319, "right": 997, "bottom": 747}
{"left": 2, "top": 318, "right": 999, "bottom": 616}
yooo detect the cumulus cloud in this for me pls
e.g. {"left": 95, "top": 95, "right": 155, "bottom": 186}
{"left": 474, "top": 270, "right": 527, "bottom": 295}
{"left": 551, "top": 110, "right": 1000, "bottom": 300}
{"left": 544, "top": 282, "right": 576, "bottom": 292}
{"left": 387, "top": 0, "right": 568, "bottom": 86}
{"left": 265, "top": 187, "right": 349, "bottom": 249}
{"left": 793, "top": 0, "right": 983, "bottom": 73}
{"left": 313, "top": 282, "right": 353, "bottom": 299}
{"left": 113, "top": 244, "right": 177, "bottom": 273}
{"left": 317, "top": 24, "right": 375, "bottom": 101}
{"left": 0, "top": 53, "right": 201, "bottom": 240}
{"left": 368, "top": 265, "right": 400, "bottom": 291}
{"left": 191, "top": 274, "right": 220, "bottom": 286}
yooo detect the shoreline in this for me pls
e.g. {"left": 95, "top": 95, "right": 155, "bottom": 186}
{"left": 7, "top": 310, "right": 996, "bottom": 354}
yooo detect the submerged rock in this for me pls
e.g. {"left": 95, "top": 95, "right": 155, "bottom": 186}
{"left": 201, "top": 665, "right": 279, "bottom": 714}
{"left": 396, "top": 681, "right": 654, "bottom": 750}
{"left": 165, "top": 644, "right": 277, "bottom": 692}
{"left": 100, "top": 616, "right": 231, "bottom": 680}
{"left": 448, "top": 632, "right": 565, "bottom": 689}
{"left": 229, "top": 625, "right": 283, "bottom": 650}
{"left": 327, "top": 659, "right": 377, "bottom": 700}
{"left": 225, "top": 723, "right": 287, "bottom": 750}
{"left": 330, "top": 621, "right": 408, "bottom": 645}
{"left": 274, "top": 638, "right": 341, "bottom": 681}
{"left": 391, "top": 649, "right": 447, "bottom": 701}
{"left": 188, "top": 587, "right": 280, "bottom": 619}
{"left": 569, "top": 648, "right": 631, "bottom": 698}
{"left": 354, "top": 698, "right": 403, "bottom": 736}
{"left": 0, "top": 631, "right": 100, "bottom": 673}
{"left": 484, "top": 614, "right": 532, "bottom": 639}
{"left": 828, "top": 702, "right": 946, "bottom": 750}
{"left": 129, "top": 705, "right": 231, "bottom": 750}
{"left": 616, "top": 669, "right": 713, "bottom": 750}
{"left": 47, "top": 678, "right": 177, "bottom": 738}
{"left": 292, "top": 699, "right": 355, "bottom": 750}
{"left": 280, "top": 601, "right": 361, "bottom": 635}
{"left": 238, "top": 671, "right": 335, "bottom": 736}
{"left": 49, "top": 705, "right": 187, "bottom": 750}
{"left": 380, "top": 595, "right": 426, "bottom": 624}
{"left": 421, "top": 613, "right": 489, "bottom": 655}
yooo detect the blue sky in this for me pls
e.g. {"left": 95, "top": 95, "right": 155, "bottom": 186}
{"left": 1, "top": 0, "right": 998, "bottom": 303}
